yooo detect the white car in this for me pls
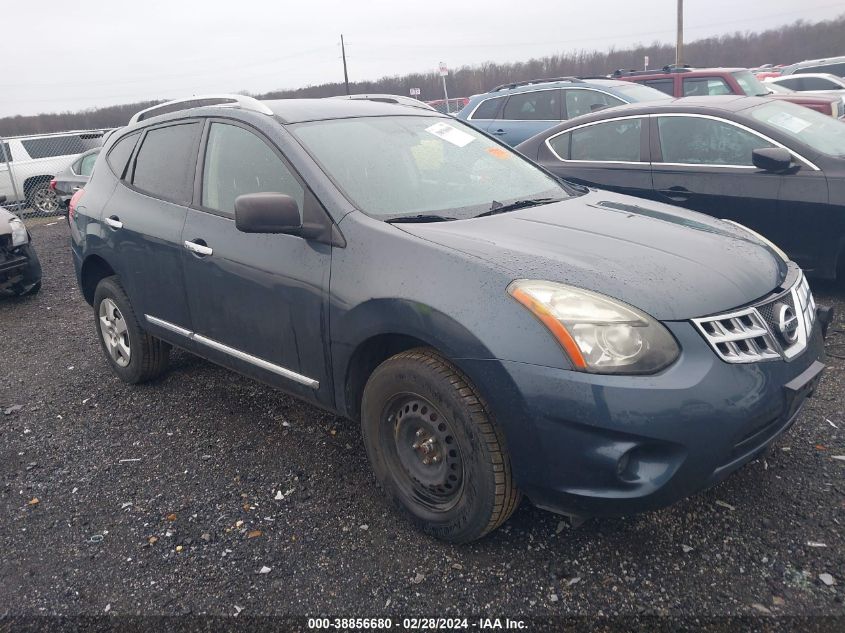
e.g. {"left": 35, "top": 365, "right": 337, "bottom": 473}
{"left": 0, "top": 129, "right": 109, "bottom": 216}
{"left": 765, "top": 73, "right": 845, "bottom": 97}
{"left": 779, "top": 56, "right": 845, "bottom": 78}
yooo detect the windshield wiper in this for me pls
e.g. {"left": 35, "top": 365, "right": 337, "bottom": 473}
{"left": 385, "top": 214, "right": 458, "bottom": 223}
{"left": 475, "top": 197, "right": 562, "bottom": 218}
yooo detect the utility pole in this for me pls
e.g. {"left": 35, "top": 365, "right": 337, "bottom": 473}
{"left": 675, "top": 0, "right": 684, "bottom": 66}
{"left": 341, "top": 34, "right": 350, "bottom": 95}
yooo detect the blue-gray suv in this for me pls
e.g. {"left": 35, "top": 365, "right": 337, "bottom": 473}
{"left": 456, "top": 77, "right": 669, "bottom": 146}
{"left": 71, "top": 94, "right": 828, "bottom": 543}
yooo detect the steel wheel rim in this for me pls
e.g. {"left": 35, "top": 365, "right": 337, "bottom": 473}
{"left": 99, "top": 298, "right": 131, "bottom": 367}
{"left": 381, "top": 394, "right": 464, "bottom": 512}
{"left": 32, "top": 186, "right": 59, "bottom": 214}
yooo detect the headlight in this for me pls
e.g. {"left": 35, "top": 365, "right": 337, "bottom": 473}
{"left": 9, "top": 217, "right": 29, "bottom": 247}
{"left": 508, "top": 280, "right": 680, "bottom": 374}
{"left": 721, "top": 219, "right": 788, "bottom": 262}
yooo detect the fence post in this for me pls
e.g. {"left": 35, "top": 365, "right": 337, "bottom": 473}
{"left": 0, "top": 137, "right": 23, "bottom": 207}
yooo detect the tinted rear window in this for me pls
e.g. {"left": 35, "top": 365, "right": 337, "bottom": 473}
{"left": 21, "top": 135, "right": 87, "bottom": 159}
{"left": 132, "top": 123, "right": 201, "bottom": 204}
{"left": 640, "top": 79, "right": 674, "bottom": 95}
{"left": 470, "top": 96, "right": 505, "bottom": 120}
{"left": 106, "top": 132, "right": 140, "bottom": 178}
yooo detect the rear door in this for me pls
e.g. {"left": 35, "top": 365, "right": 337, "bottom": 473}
{"left": 534, "top": 115, "right": 653, "bottom": 197}
{"left": 180, "top": 119, "right": 333, "bottom": 404}
{"left": 489, "top": 89, "right": 561, "bottom": 146}
{"left": 104, "top": 122, "right": 200, "bottom": 332}
{"left": 464, "top": 95, "right": 506, "bottom": 135}
{"left": 562, "top": 89, "right": 625, "bottom": 118}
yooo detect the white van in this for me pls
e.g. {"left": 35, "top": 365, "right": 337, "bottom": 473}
{"left": 0, "top": 130, "right": 109, "bottom": 215}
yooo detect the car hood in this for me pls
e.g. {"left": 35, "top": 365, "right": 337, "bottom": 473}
{"left": 396, "top": 190, "right": 786, "bottom": 321}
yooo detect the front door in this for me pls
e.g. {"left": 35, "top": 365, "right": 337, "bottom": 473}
{"left": 650, "top": 114, "right": 785, "bottom": 240}
{"left": 180, "top": 120, "right": 333, "bottom": 404}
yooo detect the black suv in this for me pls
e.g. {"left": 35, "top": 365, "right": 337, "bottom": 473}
{"left": 71, "top": 94, "right": 827, "bottom": 542}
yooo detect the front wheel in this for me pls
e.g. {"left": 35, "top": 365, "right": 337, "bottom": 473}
{"left": 361, "top": 348, "right": 521, "bottom": 543}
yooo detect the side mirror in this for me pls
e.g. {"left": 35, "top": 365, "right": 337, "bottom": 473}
{"left": 234, "top": 193, "right": 301, "bottom": 234}
{"left": 752, "top": 147, "right": 792, "bottom": 172}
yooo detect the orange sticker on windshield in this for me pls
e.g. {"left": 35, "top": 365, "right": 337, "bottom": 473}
{"left": 486, "top": 147, "right": 510, "bottom": 160}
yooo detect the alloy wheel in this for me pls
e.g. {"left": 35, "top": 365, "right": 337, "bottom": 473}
{"left": 99, "top": 298, "right": 131, "bottom": 367}
{"left": 31, "top": 185, "right": 60, "bottom": 215}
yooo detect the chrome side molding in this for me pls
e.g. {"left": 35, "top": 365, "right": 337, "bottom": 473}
{"left": 143, "top": 314, "right": 319, "bottom": 389}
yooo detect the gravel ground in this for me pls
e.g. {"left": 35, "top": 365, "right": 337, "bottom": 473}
{"left": 2, "top": 221, "right": 844, "bottom": 626}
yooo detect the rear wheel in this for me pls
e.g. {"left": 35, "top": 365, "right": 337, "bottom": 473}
{"left": 93, "top": 276, "right": 170, "bottom": 383}
{"left": 361, "top": 348, "right": 520, "bottom": 543}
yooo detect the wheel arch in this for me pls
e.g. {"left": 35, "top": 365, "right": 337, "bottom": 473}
{"left": 334, "top": 299, "right": 496, "bottom": 421}
{"left": 23, "top": 175, "right": 55, "bottom": 196}
{"left": 80, "top": 254, "right": 116, "bottom": 305}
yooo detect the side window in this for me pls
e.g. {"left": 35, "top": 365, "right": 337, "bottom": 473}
{"left": 801, "top": 76, "right": 839, "bottom": 90}
{"left": 776, "top": 77, "right": 804, "bottom": 90}
{"left": 502, "top": 90, "right": 560, "bottom": 120}
{"left": 106, "top": 132, "right": 140, "bottom": 178}
{"left": 683, "top": 77, "right": 732, "bottom": 96}
{"left": 201, "top": 122, "right": 304, "bottom": 215}
{"left": 657, "top": 116, "right": 774, "bottom": 166}
{"left": 469, "top": 96, "right": 505, "bottom": 120}
{"left": 569, "top": 118, "right": 643, "bottom": 162}
{"left": 799, "top": 63, "right": 845, "bottom": 76}
{"left": 547, "top": 132, "right": 571, "bottom": 160}
{"left": 21, "top": 135, "right": 87, "bottom": 159}
{"left": 79, "top": 152, "right": 98, "bottom": 177}
{"left": 0, "top": 142, "right": 12, "bottom": 163}
{"left": 132, "top": 123, "right": 201, "bottom": 204}
{"left": 640, "top": 79, "right": 674, "bottom": 95}
{"left": 564, "top": 90, "right": 624, "bottom": 119}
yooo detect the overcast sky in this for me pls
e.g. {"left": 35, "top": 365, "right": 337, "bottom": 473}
{"left": 2, "top": 0, "right": 842, "bottom": 117}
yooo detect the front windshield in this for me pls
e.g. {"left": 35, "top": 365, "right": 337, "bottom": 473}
{"left": 613, "top": 83, "right": 672, "bottom": 102}
{"left": 733, "top": 70, "right": 769, "bottom": 96}
{"left": 291, "top": 116, "right": 566, "bottom": 219}
{"left": 750, "top": 100, "right": 845, "bottom": 157}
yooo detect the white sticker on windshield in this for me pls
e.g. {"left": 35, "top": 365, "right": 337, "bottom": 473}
{"left": 767, "top": 111, "right": 812, "bottom": 134}
{"left": 425, "top": 122, "right": 475, "bottom": 147}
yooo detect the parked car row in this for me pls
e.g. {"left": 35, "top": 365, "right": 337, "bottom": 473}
{"left": 65, "top": 93, "right": 833, "bottom": 543}
{"left": 515, "top": 95, "right": 845, "bottom": 279}
{"left": 0, "top": 130, "right": 109, "bottom": 216}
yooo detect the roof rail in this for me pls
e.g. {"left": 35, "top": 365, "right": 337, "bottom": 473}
{"left": 491, "top": 77, "right": 585, "bottom": 91}
{"left": 129, "top": 94, "right": 274, "bottom": 125}
{"left": 611, "top": 65, "right": 693, "bottom": 78}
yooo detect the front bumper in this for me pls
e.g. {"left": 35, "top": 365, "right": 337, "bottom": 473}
{"left": 461, "top": 318, "right": 826, "bottom": 518}
{"left": 0, "top": 243, "right": 42, "bottom": 294}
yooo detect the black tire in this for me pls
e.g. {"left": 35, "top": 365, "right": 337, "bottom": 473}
{"left": 93, "top": 276, "right": 170, "bottom": 384}
{"left": 361, "top": 348, "right": 521, "bottom": 543}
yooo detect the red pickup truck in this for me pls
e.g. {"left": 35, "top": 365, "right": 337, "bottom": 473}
{"left": 613, "top": 66, "right": 843, "bottom": 117}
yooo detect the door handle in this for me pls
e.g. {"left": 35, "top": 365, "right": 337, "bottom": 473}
{"left": 184, "top": 239, "right": 213, "bottom": 256}
{"left": 104, "top": 216, "right": 123, "bottom": 229}
{"left": 72, "top": 186, "right": 82, "bottom": 192}
{"left": 658, "top": 187, "right": 692, "bottom": 203}
{"left": 490, "top": 129, "right": 506, "bottom": 135}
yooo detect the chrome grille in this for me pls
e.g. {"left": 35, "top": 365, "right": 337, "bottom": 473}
{"left": 693, "top": 271, "right": 816, "bottom": 363}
